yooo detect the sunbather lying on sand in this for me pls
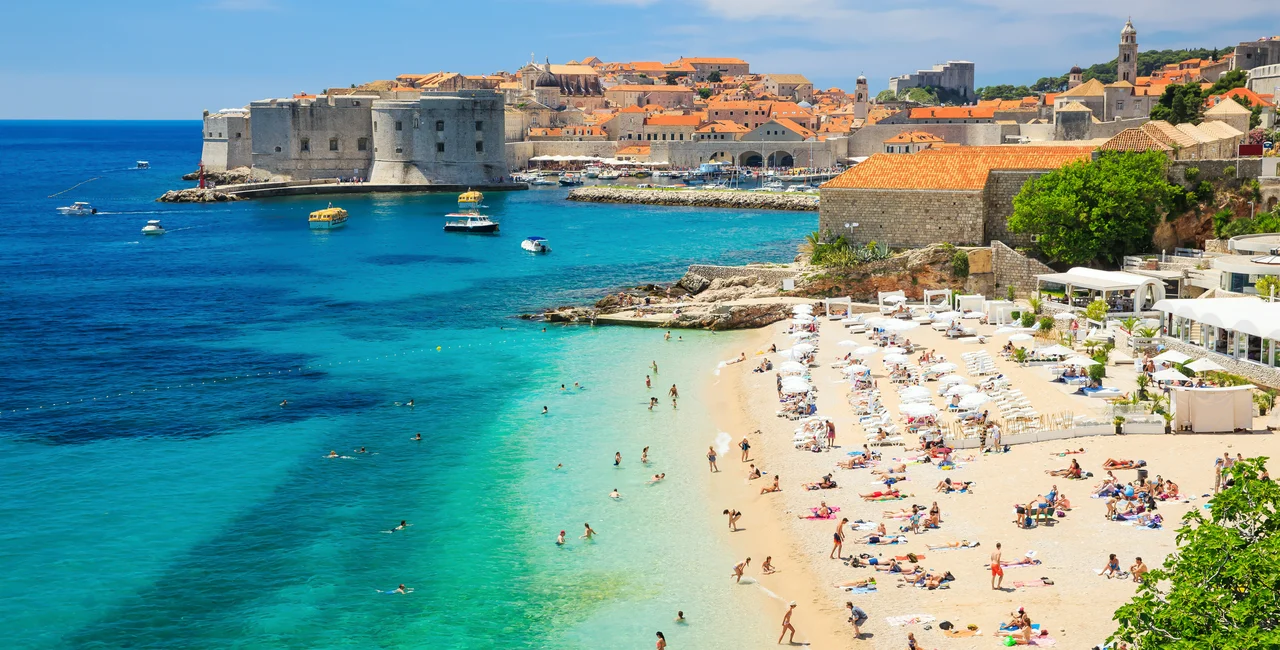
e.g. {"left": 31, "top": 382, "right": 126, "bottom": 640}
{"left": 860, "top": 489, "right": 903, "bottom": 500}
{"left": 859, "top": 534, "right": 907, "bottom": 545}
{"left": 833, "top": 577, "right": 876, "bottom": 589}
{"left": 1103, "top": 458, "right": 1144, "bottom": 470}
{"left": 1051, "top": 448, "right": 1086, "bottom": 457}
{"left": 837, "top": 456, "right": 868, "bottom": 470}
{"left": 873, "top": 463, "right": 908, "bottom": 475}
{"left": 998, "top": 556, "right": 1042, "bottom": 568}
{"left": 905, "top": 570, "right": 953, "bottom": 589}
{"left": 928, "top": 540, "right": 978, "bottom": 550}
{"left": 935, "top": 478, "right": 974, "bottom": 493}
{"left": 1046, "top": 459, "right": 1082, "bottom": 478}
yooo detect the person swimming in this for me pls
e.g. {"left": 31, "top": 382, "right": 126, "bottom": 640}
{"left": 615, "top": 452, "right": 622, "bottom": 466}
{"left": 649, "top": 473, "right": 666, "bottom": 484}
{"left": 555, "top": 463, "right": 563, "bottom": 470}
{"left": 556, "top": 530, "right": 566, "bottom": 545}
{"left": 406, "top": 399, "right": 414, "bottom": 407}
{"left": 327, "top": 450, "right": 339, "bottom": 458}
{"left": 542, "top": 406, "right": 548, "bottom": 415}
{"left": 610, "top": 488, "right": 621, "bottom": 499}
{"left": 357, "top": 447, "right": 367, "bottom": 454}
{"left": 279, "top": 400, "right": 288, "bottom": 407}
{"left": 574, "top": 382, "right": 583, "bottom": 390}
{"left": 642, "top": 446, "right": 649, "bottom": 463}
{"left": 412, "top": 433, "right": 422, "bottom": 441}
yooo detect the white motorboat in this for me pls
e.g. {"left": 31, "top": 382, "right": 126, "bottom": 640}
{"left": 141, "top": 220, "right": 166, "bottom": 235}
{"left": 529, "top": 177, "right": 558, "bottom": 186}
{"left": 598, "top": 170, "right": 621, "bottom": 180}
{"left": 583, "top": 166, "right": 601, "bottom": 179}
{"left": 136, "top": 160, "right": 150, "bottom": 169}
{"left": 57, "top": 201, "right": 96, "bottom": 215}
{"left": 521, "top": 236, "right": 551, "bottom": 253}
{"left": 444, "top": 214, "right": 499, "bottom": 233}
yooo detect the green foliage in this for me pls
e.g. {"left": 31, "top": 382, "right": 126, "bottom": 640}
{"left": 1075, "top": 46, "right": 1235, "bottom": 86}
{"left": 1020, "top": 312, "right": 1036, "bottom": 328}
{"left": 707, "top": 71, "right": 722, "bottom": 83}
{"left": 1219, "top": 210, "right": 1280, "bottom": 239}
{"left": 1183, "top": 167, "right": 1200, "bottom": 183}
{"left": 1119, "top": 316, "right": 1140, "bottom": 334}
{"left": 1255, "top": 275, "right": 1280, "bottom": 300}
{"left": 1151, "top": 83, "right": 1207, "bottom": 125}
{"left": 664, "top": 72, "right": 680, "bottom": 85}
{"left": 900, "top": 87, "right": 939, "bottom": 105}
{"left": 875, "top": 89, "right": 896, "bottom": 103}
{"left": 1254, "top": 390, "right": 1276, "bottom": 412}
{"left": 1038, "top": 315, "right": 1054, "bottom": 332}
{"left": 1213, "top": 208, "right": 1237, "bottom": 238}
{"left": 1089, "top": 356, "right": 1107, "bottom": 382}
{"left": 976, "top": 84, "right": 1034, "bottom": 101}
{"left": 1010, "top": 152, "right": 1176, "bottom": 265}
{"left": 1195, "top": 181, "right": 1215, "bottom": 203}
{"left": 1012, "top": 347, "right": 1028, "bottom": 364}
{"left": 1223, "top": 165, "right": 1236, "bottom": 177}
{"left": 951, "top": 250, "right": 969, "bottom": 278}
{"left": 807, "top": 231, "right": 892, "bottom": 268}
{"left": 1031, "top": 76, "right": 1067, "bottom": 93}
{"left": 1111, "top": 458, "right": 1280, "bottom": 649}
{"left": 1207, "top": 69, "right": 1249, "bottom": 96}
{"left": 1136, "top": 325, "right": 1160, "bottom": 339}
{"left": 1083, "top": 299, "right": 1109, "bottom": 322}
{"left": 697, "top": 87, "right": 713, "bottom": 100}
{"left": 1006, "top": 285, "right": 1016, "bottom": 302}
{"left": 1027, "top": 296, "right": 1043, "bottom": 315}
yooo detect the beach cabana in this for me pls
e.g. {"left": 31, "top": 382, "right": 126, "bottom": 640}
{"left": 878, "top": 290, "right": 907, "bottom": 314}
{"left": 955, "top": 294, "right": 985, "bottom": 315}
{"left": 1155, "top": 297, "right": 1280, "bottom": 367}
{"left": 1036, "top": 268, "right": 1166, "bottom": 315}
{"left": 823, "top": 297, "right": 852, "bottom": 319}
{"left": 983, "top": 300, "right": 1017, "bottom": 325}
{"left": 923, "top": 289, "right": 952, "bottom": 309}
{"left": 1172, "top": 385, "right": 1256, "bottom": 432}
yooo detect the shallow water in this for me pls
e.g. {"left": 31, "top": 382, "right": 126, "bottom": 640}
{"left": 0, "top": 121, "right": 810, "bottom": 648}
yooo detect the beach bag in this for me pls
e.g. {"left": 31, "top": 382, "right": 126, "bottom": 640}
{"left": 939, "top": 621, "right": 953, "bottom": 631}
{"left": 906, "top": 552, "right": 919, "bottom": 563}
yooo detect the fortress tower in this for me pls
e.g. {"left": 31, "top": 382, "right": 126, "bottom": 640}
{"left": 854, "top": 74, "right": 868, "bottom": 120}
{"left": 1118, "top": 18, "right": 1138, "bottom": 84}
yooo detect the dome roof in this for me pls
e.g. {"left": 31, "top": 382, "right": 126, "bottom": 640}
{"left": 796, "top": 101, "right": 813, "bottom": 108}
{"left": 856, "top": 74, "right": 867, "bottom": 83}
{"left": 534, "top": 68, "right": 558, "bottom": 88}
{"left": 1070, "top": 65, "right": 1083, "bottom": 74}
{"left": 1121, "top": 18, "right": 1136, "bottom": 35}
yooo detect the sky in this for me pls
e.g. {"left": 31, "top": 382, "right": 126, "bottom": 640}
{"left": 0, "top": 0, "right": 1274, "bottom": 119}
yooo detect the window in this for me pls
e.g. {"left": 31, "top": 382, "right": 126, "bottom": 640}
{"left": 1116, "top": 101, "right": 1125, "bottom": 111}
{"left": 352, "top": 100, "right": 360, "bottom": 106}
{"left": 475, "top": 121, "right": 483, "bottom": 131}
{"left": 395, "top": 121, "right": 403, "bottom": 131}
{"left": 357, "top": 137, "right": 368, "bottom": 151}
{"left": 374, "top": 122, "right": 378, "bottom": 132}
{"left": 436, "top": 142, "right": 445, "bottom": 153}
{"left": 413, "top": 118, "right": 420, "bottom": 129}
{"left": 275, "top": 146, "right": 282, "bottom": 152}
{"left": 329, "top": 138, "right": 339, "bottom": 151}
{"left": 218, "top": 132, "right": 223, "bottom": 138}
{"left": 1123, "top": 54, "right": 1130, "bottom": 62}
{"left": 475, "top": 141, "right": 484, "bottom": 153}
{"left": 235, "top": 132, "right": 242, "bottom": 139}
{"left": 208, "top": 132, "right": 212, "bottom": 137}
{"left": 300, "top": 138, "right": 310, "bottom": 152}
{"left": 395, "top": 147, "right": 403, "bottom": 153}
{"left": 436, "top": 120, "right": 444, "bottom": 131}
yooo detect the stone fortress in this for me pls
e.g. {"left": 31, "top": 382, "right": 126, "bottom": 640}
{"left": 888, "top": 60, "right": 976, "bottom": 101}
{"left": 201, "top": 89, "right": 506, "bottom": 186}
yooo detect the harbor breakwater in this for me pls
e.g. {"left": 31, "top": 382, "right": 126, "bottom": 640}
{"left": 567, "top": 186, "right": 818, "bottom": 211}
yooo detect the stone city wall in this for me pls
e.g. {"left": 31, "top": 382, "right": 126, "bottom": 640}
{"left": 991, "top": 240, "right": 1053, "bottom": 297}
{"left": 844, "top": 123, "right": 1005, "bottom": 157}
{"left": 983, "top": 170, "right": 1043, "bottom": 247}
{"left": 1159, "top": 337, "right": 1280, "bottom": 390}
{"left": 686, "top": 264, "right": 798, "bottom": 287}
{"left": 818, "top": 187, "right": 986, "bottom": 248}
{"left": 1169, "top": 159, "right": 1264, "bottom": 188}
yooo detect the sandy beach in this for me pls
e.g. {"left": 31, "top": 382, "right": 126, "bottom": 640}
{"left": 708, "top": 310, "right": 1273, "bottom": 649}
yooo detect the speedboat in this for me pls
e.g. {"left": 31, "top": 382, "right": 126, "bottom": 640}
{"left": 57, "top": 201, "right": 96, "bottom": 215}
{"left": 309, "top": 204, "right": 348, "bottom": 230}
{"left": 136, "top": 161, "right": 150, "bottom": 169}
{"left": 141, "top": 220, "right": 166, "bottom": 235}
{"left": 583, "top": 166, "right": 601, "bottom": 179}
{"left": 598, "top": 169, "right": 621, "bottom": 180}
{"left": 521, "top": 236, "right": 551, "bottom": 253}
{"left": 558, "top": 174, "right": 583, "bottom": 186}
{"left": 444, "top": 214, "right": 499, "bottom": 233}
{"left": 529, "top": 177, "right": 558, "bottom": 186}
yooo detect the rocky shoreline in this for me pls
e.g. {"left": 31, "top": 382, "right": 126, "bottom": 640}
{"left": 567, "top": 186, "right": 818, "bottom": 211}
{"left": 157, "top": 188, "right": 244, "bottom": 203}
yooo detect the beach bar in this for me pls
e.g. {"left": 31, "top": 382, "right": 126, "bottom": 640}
{"left": 1154, "top": 297, "right": 1280, "bottom": 367}
{"left": 1035, "top": 267, "right": 1165, "bottom": 316}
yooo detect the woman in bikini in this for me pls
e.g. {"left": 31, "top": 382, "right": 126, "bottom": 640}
{"left": 760, "top": 475, "right": 781, "bottom": 494}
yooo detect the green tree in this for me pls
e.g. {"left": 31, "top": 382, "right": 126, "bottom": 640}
{"left": 951, "top": 250, "right": 969, "bottom": 277}
{"left": 664, "top": 72, "right": 680, "bottom": 85}
{"left": 1255, "top": 275, "right": 1280, "bottom": 300}
{"left": 697, "top": 87, "right": 713, "bottom": 100}
{"left": 1009, "top": 152, "right": 1176, "bottom": 265}
{"left": 1150, "top": 83, "right": 1206, "bottom": 125}
{"left": 1083, "top": 299, "right": 1109, "bottom": 322}
{"left": 1207, "top": 69, "right": 1249, "bottom": 96}
{"left": 1111, "top": 458, "right": 1280, "bottom": 649}
{"left": 707, "top": 71, "right": 722, "bottom": 83}
{"left": 875, "top": 89, "right": 896, "bottom": 103}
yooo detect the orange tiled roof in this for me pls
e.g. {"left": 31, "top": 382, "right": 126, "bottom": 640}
{"left": 883, "top": 130, "right": 945, "bottom": 144}
{"left": 696, "top": 120, "right": 750, "bottom": 133}
{"left": 676, "top": 57, "right": 748, "bottom": 65}
{"left": 907, "top": 106, "right": 996, "bottom": 120}
{"left": 1099, "top": 128, "right": 1173, "bottom": 153}
{"left": 1207, "top": 87, "right": 1274, "bottom": 108}
{"left": 606, "top": 84, "right": 695, "bottom": 93}
{"left": 822, "top": 146, "right": 1095, "bottom": 191}
{"left": 619, "top": 105, "right": 648, "bottom": 114}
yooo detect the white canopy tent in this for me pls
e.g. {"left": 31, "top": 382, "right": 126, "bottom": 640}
{"left": 955, "top": 294, "right": 984, "bottom": 314}
{"left": 823, "top": 297, "right": 853, "bottom": 319}
{"left": 1155, "top": 297, "right": 1280, "bottom": 368}
{"left": 1172, "top": 385, "right": 1256, "bottom": 432}
{"left": 923, "top": 289, "right": 952, "bottom": 309}
{"left": 1037, "top": 267, "right": 1166, "bottom": 315}
{"left": 984, "top": 300, "right": 1017, "bottom": 325}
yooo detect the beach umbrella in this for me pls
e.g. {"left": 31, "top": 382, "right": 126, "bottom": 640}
{"left": 1062, "top": 356, "right": 1099, "bottom": 367}
{"left": 790, "top": 317, "right": 814, "bottom": 325}
{"left": 864, "top": 317, "right": 889, "bottom": 327}
{"left": 882, "top": 354, "right": 909, "bottom": 365}
{"left": 883, "top": 346, "right": 907, "bottom": 355}
{"left": 1038, "top": 344, "right": 1074, "bottom": 357}
{"left": 930, "top": 362, "right": 958, "bottom": 373}
{"left": 852, "top": 346, "right": 879, "bottom": 358}
{"left": 958, "top": 393, "right": 992, "bottom": 409}
{"left": 781, "top": 378, "right": 811, "bottom": 394}
{"left": 882, "top": 320, "right": 919, "bottom": 332}
{"left": 1053, "top": 312, "right": 1078, "bottom": 321}
{"left": 899, "top": 385, "right": 931, "bottom": 401}
{"left": 883, "top": 295, "right": 907, "bottom": 304}
{"left": 779, "top": 361, "right": 807, "bottom": 375}
{"left": 937, "top": 374, "right": 966, "bottom": 385}
{"left": 1152, "top": 350, "right": 1192, "bottom": 365}
{"left": 900, "top": 403, "right": 938, "bottom": 417}
{"left": 793, "top": 343, "right": 816, "bottom": 354}
{"left": 1009, "top": 333, "right": 1034, "bottom": 343}
{"left": 1152, "top": 368, "right": 1189, "bottom": 382}
{"left": 933, "top": 311, "right": 962, "bottom": 321}
{"left": 837, "top": 340, "right": 858, "bottom": 347}
{"left": 945, "top": 384, "right": 977, "bottom": 396}
{"left": 1186, "top": 358, "right": 1225, "bottom": 373}
{"left": 792, "top": 304, "right": 813, "bottom": 313}
{"left": 844, "top": 364, "right": 871, "bottom": 376}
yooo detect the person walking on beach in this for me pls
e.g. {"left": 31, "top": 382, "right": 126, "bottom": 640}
{"left": 707, "top": 446, "right": 719, "bottom": 472}
{"left": 724, "top": 509, "right": 742, "bottom": 531}
{"left": 991, "top": 542, "right": 1004, "bottom": 590}
{"left": 1213, "top": 455, "right": 1225, "bottom": 493}
{"left": 831, "top": 517, "right": 848, "bottom": 559}
{"left": 778, "top": 602, "right": 797, "bottom": 644}
{"left": 740, "top": 436, "right": 752, "bottom": 462}
{"left": 846, "top": 601, "right": 868, "bottom": 638}
{"left": 646, "top": 375, "right": 651, "bottom": 390}
{"left": 826, "top": 420, "right": 836, "bottom": 448}
{"left": 669, "top": 384, "right": 679, "bottom": 400}
{"left": 581, "top": 523, "right": 597, "bottom": 540}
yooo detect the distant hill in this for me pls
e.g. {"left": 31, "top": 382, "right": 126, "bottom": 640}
{"left": 976, "top": 45, "right": 1237, "bottom": 101}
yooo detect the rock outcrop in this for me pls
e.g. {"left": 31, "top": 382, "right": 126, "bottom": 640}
{"left": 567, "top": 186, "right": 818, "bottom": 211}
{"left": 180, "top": 166, "right": 262, "bottom": 184}
{"left": 157, "top": 188, "right": 244, "bottom": 203}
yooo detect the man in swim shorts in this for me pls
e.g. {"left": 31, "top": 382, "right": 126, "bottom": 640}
{"left": 990, "top": 542, "right": 1004, "bottom": 589}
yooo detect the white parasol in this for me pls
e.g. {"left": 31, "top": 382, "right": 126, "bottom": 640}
{"left": 937, "top": 374, "right": 967, "bottom": 386}
{"left": 1186, "top": 358, "right": 1225, "bottom": 373}
{"left": 945, "top": 384, "right": 978, "bottom": 396}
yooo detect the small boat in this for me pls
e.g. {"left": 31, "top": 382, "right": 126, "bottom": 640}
{"left": 136, "top": 161, "right": 150, "bottom": 169}
{"left": 583, "top": 166, "right": 601, "bottom": 179}
{"left": 598, "top": 170, "right": 621, "bottom": 180}
{"left": 309, "top": 204, "right": 348, "bottom": 230}
{"left": 529, "top": 177, "right": 558, "bottom": 186}
{"left": 458, "top": 189, "right": 484, "bottom": 206}
{"left": 444, "top": 214, "right": 499, "bottom": 233}
{"left": 57, "top": 201, "right": 96, "bottom": 215}
{"left": 521, "top": 236, "right": 551, "bottom": 253}
{"left": 633, "top": 170, "right": 652, "bottom": 178}
{"left": 141, "top": 219, "right": 166, "bottom": 235}
{"left": 558, "top": 174, "right": 583, "bottom": 186}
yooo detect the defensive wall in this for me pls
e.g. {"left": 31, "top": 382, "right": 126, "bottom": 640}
{"left": 818, "top": 188, "right": 987, "bottom": 248}
{"left": 982, "top": 170, "right": 1043, "bottom": 247}
{"left": 844, "top": 123, "right": 1006, "bottom": 157}
{"left": 249, "top": 95, "right": 377, "bottom": 181}
{"left": 368, "top": 91, "right": 506, "bottom": 185}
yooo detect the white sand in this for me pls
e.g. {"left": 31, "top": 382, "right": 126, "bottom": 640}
{"left": 710, "top": 314, "right": 1274, "bottom": 649}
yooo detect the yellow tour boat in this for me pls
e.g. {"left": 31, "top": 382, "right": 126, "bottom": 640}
{"left": 309, "top": 204, "right": 348, "bottom": 230}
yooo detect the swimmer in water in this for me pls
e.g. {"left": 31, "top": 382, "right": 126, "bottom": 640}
{"left": 556, "top": 530, "right": 566, "bottom": 545}
{"left": 665, "top": 331, "right": 671, "bottom": 341}
{"left": 395, "top": 584, "right": 408, "bottom": 594}
{"left": 357, "top": 447, "right": 367, "bottom": 454}
{"left": 649, "top": 473, "right": 666, "bottom": 484}
{"left": 555, "top": 463, "right": 563, "bottom": 470}
{"left": 327, "top": 450, "right": 339, "bottom": 458}
{"left": 651, "top": 360, "right": 658, "bottom": 374}
{"left": 279, "top": 400, "right": 288, "bottom": 407}
{"left": 581, "top": 523, "right": 597, "bottom": 540}
{"left": 574, "top": 382, "right": 582, "bottom": 390}
{"left": 388, "top": 520, "right": 410, "bottom": 532}
{"left": 406, "top": 399, "right": 414, "bottom": 407}
{"left": 615, "top": 452, "right": 622, "bottom": 466}
{"left": 642, "top": 446, "right": 650, "bottom": 463}
{"left": 412, "top": 433, "right": 422, "bottom": 441}
{"left": 646, "top": 375, "right": 652, "bottom": 389}
{"left": 610, "top": 488, "right": 621, "bottom": 499}
{"left": 542, "top": 406, "right": 548, "bottom": 415}
{"left": 675, "top": 611, "right": 686, "bottom": 623}
{"left": 560, "top": 384, "right": 566, "bottom": 391}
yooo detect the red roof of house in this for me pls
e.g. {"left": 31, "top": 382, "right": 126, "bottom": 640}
{"left": 822, "top": 146, "right": 1095, "bottom": 191}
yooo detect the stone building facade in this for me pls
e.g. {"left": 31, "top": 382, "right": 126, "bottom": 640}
{"left": 888, "top": 61, "right": 975, "bottom": 101}
{"left": 367, "top": 90, "right": 506, "bottom": 185}
{"left": 201, "top": 108, "right": 252, "bottom": 171}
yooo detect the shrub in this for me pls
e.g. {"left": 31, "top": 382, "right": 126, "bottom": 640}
{"left": 1195, "top": 180, "right": 1215, "bottom": 202}
{"left": 951, "top": 250, "right": 969, "bottom": 277}
{"left": 1020, "top": 312, "right": 1036, "bottom": 328}
{"left": 1082, "top": 299, "right": 1108, "bottom": 323}
{"left": 1038, "top": 315, "right": 1054, "bottom": 332}
{"left": 1223, "top": 165, "right": 1236, "bottom": 177}
{"left": 1255, "top": 275, "right": 1280, "bottom": 299}
{"left": 1027, "top": 296, "right": 1043, "bottom": 314}
{"left": 1006, "top": 285, "right": 1016, "bottom": 301}
{"left": 1183, "top": 166, "right": 1200, "bottom": 182}
{"left": 1213, "top": 208, "right": 1237, "bottom": 238}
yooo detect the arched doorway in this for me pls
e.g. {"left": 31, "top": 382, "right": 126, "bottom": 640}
{"left": 767, "top": 151, "right": 795, "bottom": 168}
{"left": 739, "top": 151, "right": 763, "bottom": 167}
{"left": 709, "top": 151, "right": 733, "bottom": 163}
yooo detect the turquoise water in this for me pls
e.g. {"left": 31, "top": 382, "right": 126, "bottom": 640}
{"left": 0, "top": 121, "right": 810, "bottom": 648}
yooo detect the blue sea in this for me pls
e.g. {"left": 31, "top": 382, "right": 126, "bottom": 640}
{"left": 0, "top": 121, "right": 811, "bottom": 649}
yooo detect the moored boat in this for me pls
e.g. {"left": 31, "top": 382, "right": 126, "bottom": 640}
{"left": 521, "top": 236, "right": 551, "bottom": 253}
{"left": 444, "top": 214, "right": 500, "bottom": 233}
{"left": 141, "top": 219, "right": 166, "bottom": 235}
{"left": 309, "top": 204, "right": 348, "bottom": 230}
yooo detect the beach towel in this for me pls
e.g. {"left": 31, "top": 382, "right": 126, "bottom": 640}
{"left": 1012, "top": 579, "right": 1053, "bottom": 588}
{"left": 894, "top": 554, "right": 925, "bottom": 561}
{"left": 995, "top": 559, "right": 1042, "bottom": 569}
{"left": 865, "top": 494, "right": 908, "bottom": 501}
{"left": 802, "top": 506, "right": 841, "bottom": 520}
{"left": 930, "top": 542, "right": 979, "bottom": 551}
{"left": 998, "top": 623, "right": 1041, "bottom": 634}
{"left": 853, "top": 522, "right": 879, "bottom": 531}
{"left": 886, "top": 614, "right": 935, "bottom": 627}
{"left": 943, "top": 628, "right": 983, "bottom": 638}
{"left": 843, "top": 585, "right": 877, "bottom": 594}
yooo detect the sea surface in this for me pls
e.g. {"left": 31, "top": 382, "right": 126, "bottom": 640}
{"left": 0, "top": 121, "right": 811, "bottom": 649}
